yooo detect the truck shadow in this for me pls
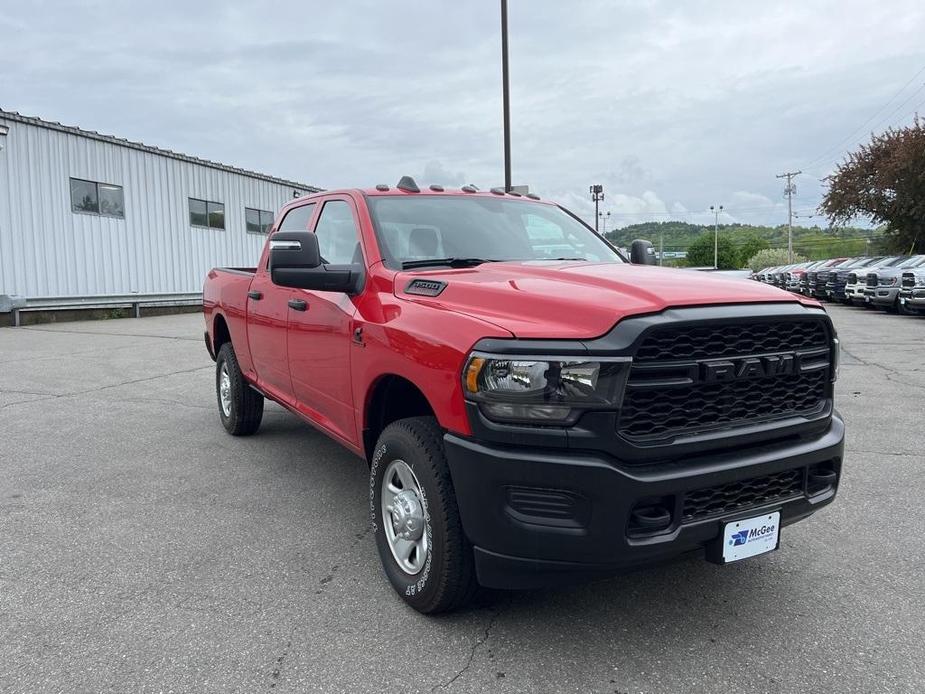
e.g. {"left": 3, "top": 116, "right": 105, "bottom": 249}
{"left": 251, "top": 411, "right": 776, "bottom": 632}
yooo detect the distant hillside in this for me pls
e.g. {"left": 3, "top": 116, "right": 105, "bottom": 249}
{"left": 605, "top": 221, "right": 886, "bottom": 261}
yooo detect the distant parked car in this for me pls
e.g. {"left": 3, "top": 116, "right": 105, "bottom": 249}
{"left": 864, "top": 255, "right": 925, "bottom": 312}
{"left": 799, "top": 259, "right": 837, "bottom": 296}
{"left": 825, "top": 257, "right": 883, "bottom": 302}
{"left": 899, "top": 266, "right": 925, "bottom": 314}
{"left": 808, "top": 258, "right": 850, "bottom": 298}
{"left": 845, "top": 256, "right": 907, "bottom": 304}
{"left": 785, "top": 261, "right": 815, "bottom": 293}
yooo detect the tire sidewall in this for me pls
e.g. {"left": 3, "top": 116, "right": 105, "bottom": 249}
{"left": 369, "top": 429, "right": 448, "bottom": 610}
{"left": 216, "top": 345, "right": 238, "bottom": 433}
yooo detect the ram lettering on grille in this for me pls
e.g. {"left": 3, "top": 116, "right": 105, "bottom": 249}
{"left": 620, "top": 320, "right": 830, "bottom": 442}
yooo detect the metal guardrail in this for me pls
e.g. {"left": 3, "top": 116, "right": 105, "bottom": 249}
{"left": 1, "top": 292, "right": 203, "bottom": 326}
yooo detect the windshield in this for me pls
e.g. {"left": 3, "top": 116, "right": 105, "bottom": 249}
{"left": 367, "top": 195, "right": 623, "bottom": 269}
{"left": 897, "top": 255, "right": 925, "bottom": 268}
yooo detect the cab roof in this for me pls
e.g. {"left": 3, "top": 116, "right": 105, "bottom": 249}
{"left": 294, "top": 176, "right": 553, "bottom": 204}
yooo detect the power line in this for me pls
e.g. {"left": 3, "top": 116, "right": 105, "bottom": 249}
{"left": 866, "top": 80, "right": 925, "bottom": 135}
{"left": 802, "top": 63, "right": 925, "bottom": 170}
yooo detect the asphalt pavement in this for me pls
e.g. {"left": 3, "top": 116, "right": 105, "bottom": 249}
{"left": 1, "top": 305, "right": 922, "bottom": 693}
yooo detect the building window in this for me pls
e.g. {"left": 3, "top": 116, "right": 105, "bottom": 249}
{"left": 70, "top": 178, "right": 124, "bottom": 218}
{"left": 245, "top": 207, "right": 275, "bottom": 234}
{"left": 190, "top": 198, "right": 225, "bottom": 230}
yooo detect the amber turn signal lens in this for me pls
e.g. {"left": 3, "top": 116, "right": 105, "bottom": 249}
{"left": 464, "top": 357, "right": 486, "bottom": 393}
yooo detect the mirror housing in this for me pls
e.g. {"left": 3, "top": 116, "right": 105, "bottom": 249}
{"left": 630, "top": 239, "right": 657, "bottom": 265}
{"left": 270, "top": 231, "right": 321, "bottom": 269}
{"left": 269, "top": 231, "right": 364, "bottom": 294}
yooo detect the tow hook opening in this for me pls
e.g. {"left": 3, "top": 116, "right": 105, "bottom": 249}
{"left": 627, "top": 498, "right": 674, "bottom": 537}
{"left": 808, "top": 462, "right": 838, "bottom": 496}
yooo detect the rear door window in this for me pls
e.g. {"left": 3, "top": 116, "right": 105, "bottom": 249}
{"left": 278, "top": 203, "right": 316, "bottom": 231}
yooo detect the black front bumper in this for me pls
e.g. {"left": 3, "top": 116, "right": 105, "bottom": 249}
{"left": 827, "top": 281, "right": 848, "bottom": 300}
{"left": 445, "top": 413, "right": 844, "bottom": 589}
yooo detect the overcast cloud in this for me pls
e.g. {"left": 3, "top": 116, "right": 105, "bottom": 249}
{"left": 2, "top": 0, "right": 924, "bottom": 228}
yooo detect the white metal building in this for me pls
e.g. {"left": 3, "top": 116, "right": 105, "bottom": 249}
{"left": 0, "top": 110, "right": 321, "bottom": 299}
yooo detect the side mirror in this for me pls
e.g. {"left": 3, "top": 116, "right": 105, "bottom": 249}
{"left": 630, "top": 239, "right": 657, "bottom": 265}
{"left": 270, "top": 231, "right": 364, "bottom": 294}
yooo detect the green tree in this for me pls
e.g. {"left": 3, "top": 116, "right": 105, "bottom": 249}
{"left": 747, "top": 248, "right": 807, "bottom": 272}
{"left": 734, "top": 234, "right": 769, "bottom": 268}
{"left": 822, "top": 117, "right": 925, "bottom": 253}
{"left": 685, "top": 232, "right": 739, "bottom": 269}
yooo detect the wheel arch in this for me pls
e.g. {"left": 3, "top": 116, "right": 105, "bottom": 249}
{"left": 362, "top": 374, "right": 437, "bottom": 463}
{"left": 212, "top": 312, "right": 232, "bottom": 355}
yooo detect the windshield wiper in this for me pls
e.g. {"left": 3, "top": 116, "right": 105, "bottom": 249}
{"left": 401, "top": 257, "right": 502, "bottom": 270}
{"left": 544, "top": 257, "right": 588, "bottom": 261}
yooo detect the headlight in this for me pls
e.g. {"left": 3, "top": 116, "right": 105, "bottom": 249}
{"left": 462, "top": 354, "right": 627, "bottom": 424}
{"left": 917, "top": 277, "right": 925, "bottom": 287}
{"left": 831, "top": 337, "right": 840, "bottom": 383}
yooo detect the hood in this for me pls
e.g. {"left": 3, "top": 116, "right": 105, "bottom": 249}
{"left": 394, "top": 261, "right": 812, "bottom": 339}
{"left": 870, "top": 267, "right": 908, "bottom": 278}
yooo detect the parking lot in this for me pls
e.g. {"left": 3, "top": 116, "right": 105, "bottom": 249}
{"left": 1, "top": 304, "right": 923, "bottom": 693}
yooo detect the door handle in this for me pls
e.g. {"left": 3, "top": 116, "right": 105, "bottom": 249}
{"left": 247, "top": 290, "right": 263, "bottom": 300}
{"left": 288, "top": 298, "right": 308, "bottom": 311}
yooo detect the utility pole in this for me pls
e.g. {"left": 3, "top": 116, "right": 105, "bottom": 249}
{"left": 776, "top": 170, "right": 801, "bottom": 262}
{"left": 500, "top": 0, "right": 512, "bottom": 191}
{"left": 659, "top": 233, "right": 664, "bottom": 266}
{"left": 710, "top": 204, "right": 723, "bottom": 269}
{"left": 598, "top": 210, "right": 610, "bottom": 235}
{"left": 590, "top": 185, "right": 604, "bottom": 231}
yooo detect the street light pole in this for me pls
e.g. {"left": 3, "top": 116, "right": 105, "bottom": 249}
{"left": 598, "top": 210, "right": 611, "bottom": 235}
{"left": 590, "top": 185, "right": 604, "bottom": 231}
{"left": 710, "top": 204, "right": 723, "bottom": 269}
{"left": 500, "top": 0, "right": 512, "bottom": 192}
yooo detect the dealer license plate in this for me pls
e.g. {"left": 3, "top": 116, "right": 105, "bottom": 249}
{"left": 721, "top": 511, "right": 780, "bottom": 563}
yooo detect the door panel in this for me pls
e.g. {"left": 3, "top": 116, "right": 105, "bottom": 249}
{"left": 287, "top": 198, "right": 364, "bottom": 446}
{"left": 246, "top": 271, "right": 293, "bottom": 401}
{"left": 244, "top": 201, "right": 317, "bottom": 402}
{"left": 288, "top": 290, "right": 358, "bottom": 444}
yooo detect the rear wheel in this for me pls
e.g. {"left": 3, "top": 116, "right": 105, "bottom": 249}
{"left": 370, "top": 417, "right": 477, "bottom": 614}
{"left": 215, "top": 343, "right": 264, "bottom": 436}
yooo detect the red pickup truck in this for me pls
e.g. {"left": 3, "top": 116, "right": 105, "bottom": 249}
{"left": 203, "top": 178, "right": 844, "bottom": 613}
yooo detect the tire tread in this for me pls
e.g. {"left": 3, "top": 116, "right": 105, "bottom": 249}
{"left": 217, "top": 343, "right": 263, "bottom": 436}
{"left": 379, "top": 416, "right": 478, "bottom": 613}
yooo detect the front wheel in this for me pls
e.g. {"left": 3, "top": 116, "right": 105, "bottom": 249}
{"left": 370, "top": 417, "right": 477, "bottom": 614}
{"left": 215, "top": 343, "right": 264, "bottom": 436}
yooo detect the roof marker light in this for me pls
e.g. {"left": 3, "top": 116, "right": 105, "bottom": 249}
{"left": 461, "top": 185, "right": 478, "bottom": 193}
{"left": 429, "top": 184, "right": 445, "bottom": 192}
{"left": 375, "top": 183, "right": 390, "bottom": 191}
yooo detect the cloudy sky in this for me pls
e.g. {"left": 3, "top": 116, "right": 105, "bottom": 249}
{"left": 2, "top": 0, "right": 924, "bottom": 228}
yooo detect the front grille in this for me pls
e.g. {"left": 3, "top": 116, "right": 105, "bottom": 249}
{"left": 682, "top": 469, "right": 804, "bottom": 521}
{"left": 866, "top": 273, "right": 878, "bottom": 287}
{"left": 902, "top": 272, "right": 916, "bottom": 289}
{"left": 634, "top": 321, "right": 827, "bottom": 362}
{"left": 847, "top": 273, "right": 858, "bottom": 284}
{"left": 620, "top": 369, "right": 827, "bottom": 439}
{"left": 620, "top": 319, "right": 830, "bottom": 442}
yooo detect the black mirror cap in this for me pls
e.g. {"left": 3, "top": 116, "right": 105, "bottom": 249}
{"left": 269, "top": 231, "right": 321, "bottom": 270}
{"left": 630, "top": 239, "right": 657, "bottom": 265}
